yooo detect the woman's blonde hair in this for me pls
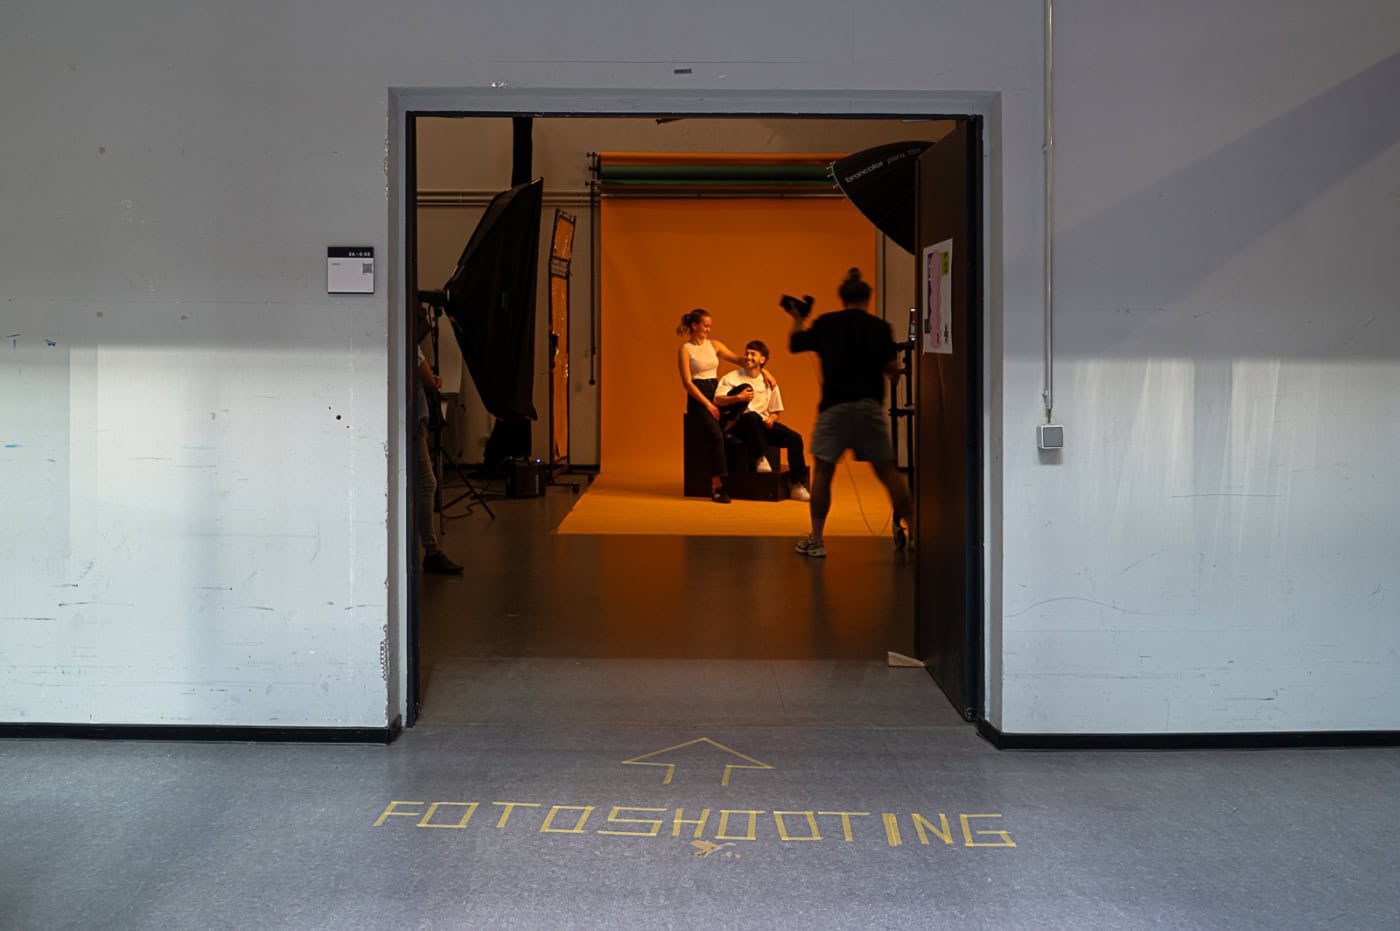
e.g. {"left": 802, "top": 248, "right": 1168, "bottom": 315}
{"left": 675, "top": 308, "right": 710, "bottom": 336}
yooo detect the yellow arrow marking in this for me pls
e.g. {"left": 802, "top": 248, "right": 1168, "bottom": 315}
{"left": 621, "top": 737, "right": 774, "bottom": 786}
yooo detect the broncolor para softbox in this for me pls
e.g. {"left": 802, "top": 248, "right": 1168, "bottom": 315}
{"left": 439, "top": 178, "right": 544, "bottom": 422}
{"left": 830, "top": 141, "right": 931, "bottom": 255}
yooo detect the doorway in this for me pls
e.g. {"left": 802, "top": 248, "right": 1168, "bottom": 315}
{"left": 392, "top": 93, "right": 995, "bottom": 731}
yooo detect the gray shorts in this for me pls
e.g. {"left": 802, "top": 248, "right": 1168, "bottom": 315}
{"left": 810, "top": 399, "right": 893, "bottom": 463}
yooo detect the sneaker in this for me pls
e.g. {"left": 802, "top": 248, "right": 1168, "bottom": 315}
{"left": 892, "top": 521, "right": 909, "bottom": 552}
{"left": 712, "top": 486, "right": 732, "bottom": 504}
{"left": 755, "top": 456, "right": 772, "bottom": 473}
{"left": 795, "top": 535, "right": 826, "bottom": 558}
{"left": 423, "top": 550, "right": 464, "bottom": 575}
{"left": 790, "top": 484, "right": 811, "bottom": 502}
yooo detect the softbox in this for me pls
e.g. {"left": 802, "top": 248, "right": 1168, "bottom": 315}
{"left": 830, "top": 141, "right": 932, "bottom": 255}
{"left": 438, "top": 178, "right": 544, "bottom": 422}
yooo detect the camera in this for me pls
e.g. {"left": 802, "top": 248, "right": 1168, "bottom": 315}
{"left": 779, "top": 294, "right": 814, "bottom": 320}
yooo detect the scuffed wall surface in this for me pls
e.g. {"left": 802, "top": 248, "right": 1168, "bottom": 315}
{"left": 3, "top": 0, "right": 1396, "bottom": 733}
{"left": 0, "top": 0, "right": 1043, "bottom": 730}
{"left": 999, "top": 2, "right": 1400, "bottom": 731}
{"left": 1, "top": 314, "right": 389, "bottom": 725}
{"left": 0, "top": 5, "right": 397, "bottom": 726}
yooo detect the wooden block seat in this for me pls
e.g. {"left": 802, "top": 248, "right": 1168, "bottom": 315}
{"left": 682, "top": 413, "right": 789, "bottom": 501}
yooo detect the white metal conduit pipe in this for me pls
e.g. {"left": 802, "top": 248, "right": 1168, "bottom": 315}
{"left": 1043, "top": 0, "right": 1056, "bottom": 424}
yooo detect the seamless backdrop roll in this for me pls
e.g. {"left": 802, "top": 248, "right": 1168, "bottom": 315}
{"left": 599, "top": 197, "right": 877, "bottom": 484}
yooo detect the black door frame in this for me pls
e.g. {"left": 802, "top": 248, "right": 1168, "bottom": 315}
{"left": 913, "top": 118, "right": 985, "bottom": 722}
{"left": 394, "top": 92, "right": 995, "bottom": 729}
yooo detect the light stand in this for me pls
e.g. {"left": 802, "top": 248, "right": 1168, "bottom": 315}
{"left": 892, "top": 326, "right": 916, "bottom": 537}
{"left": 891, "top": 334, "right": 916, "bottom": 471}
{"left": 419, "top": 297, "right": 495, "bottom": 526}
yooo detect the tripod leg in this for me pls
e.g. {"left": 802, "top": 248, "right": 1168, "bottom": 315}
{"left": 439, "top": 479, "right": 495, "bottom": 520}
{"left": 436, "top": 437, "right": 495, "bottom": 521}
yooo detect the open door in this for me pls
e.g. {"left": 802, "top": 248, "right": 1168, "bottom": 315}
{"left": 913, "top": 119, "right": 983, "bottom": 720}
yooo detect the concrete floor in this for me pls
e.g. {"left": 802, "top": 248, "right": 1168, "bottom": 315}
{"left": 5, "top": 480, "right": 1399, "bottom": 929}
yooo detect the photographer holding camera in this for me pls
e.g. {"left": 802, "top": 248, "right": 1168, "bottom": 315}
{"left": 786, "top": 269, "right": 914, "bottom": 558}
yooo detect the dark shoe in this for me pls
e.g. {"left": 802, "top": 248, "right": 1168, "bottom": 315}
{"left": 712, "top": 486, "right": 731, "bottom": 504}
{"left": 423, "top": 550, "right": 464, "bottom": 575}
{"left": 795, "top": 535, "right": 826, "bottom": 558}
{"left": 892, "top": 521, "right": 911, "bottom": 552}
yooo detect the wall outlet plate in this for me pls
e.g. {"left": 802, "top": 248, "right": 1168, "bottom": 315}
{"left": 1038, "top": 423, "right": 1064, "bottom": 450}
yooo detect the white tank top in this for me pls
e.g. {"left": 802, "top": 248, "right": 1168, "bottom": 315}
{"left": 683, "top": 340, "right": 719, "bottom": 380}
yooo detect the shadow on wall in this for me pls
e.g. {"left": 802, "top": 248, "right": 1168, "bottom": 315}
{"left": 1056, "top": 52, "right": 1400, "bottom": 360}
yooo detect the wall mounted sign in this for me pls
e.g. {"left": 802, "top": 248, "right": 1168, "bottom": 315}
{"left": 328, "top": 246, "right": 374, "bottom": 294}
{"left": 921, "top": 239, "right": 952, "bottom": 354}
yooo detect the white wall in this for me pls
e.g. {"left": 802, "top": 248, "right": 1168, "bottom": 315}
{"left": 2, "top": 1, "right": 1396, "bottom": 733}
{"left": 999, "top": 1, "right": 1400, "bottom": 732}
{"left": 1, "top": 4, "right": 402, "bottom": 727}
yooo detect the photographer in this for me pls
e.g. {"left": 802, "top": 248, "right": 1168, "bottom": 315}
{"left": 786, "top": 269, "right": 914, "bottom": 558}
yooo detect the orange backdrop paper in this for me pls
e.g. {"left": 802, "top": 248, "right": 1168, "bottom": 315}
{"left": 599, "top": 197, "right": 877, "bottom": 483}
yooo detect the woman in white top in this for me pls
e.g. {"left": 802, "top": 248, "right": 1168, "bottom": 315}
{"left": 676, "top": 308, "right": 773, "bottom": 503}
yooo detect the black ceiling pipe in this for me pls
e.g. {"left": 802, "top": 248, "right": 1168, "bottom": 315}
{"left": 512, "top": 117, "right": 533, "bottom": 186}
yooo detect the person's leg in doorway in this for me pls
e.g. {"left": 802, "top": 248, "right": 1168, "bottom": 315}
{"left": 871, "top": 459, "right": 915, "bottom": 551}
{"left": 416, "top": 426, "right": 463, "bottom": 575}
{"left": 796, "top": 457, "right": 837, "bottom": 557}
{"left": 842, "top": 399, "right": 913, "bottom": 553}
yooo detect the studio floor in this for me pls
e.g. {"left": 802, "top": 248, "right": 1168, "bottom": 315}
{"left": 5, "top": 476, "right": 1400, "bottom": 930}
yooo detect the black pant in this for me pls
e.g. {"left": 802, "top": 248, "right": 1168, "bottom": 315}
{"left": 687, "top": 379, "right": 727, "bottom": 479}
{"left": 729, "top": 412, "right": 808, "bottom": 485}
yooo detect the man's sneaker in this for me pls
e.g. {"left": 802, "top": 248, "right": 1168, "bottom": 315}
{"left": 892, "top": 521, "right": 909, "bottom": 552}
{"left": 423, "top": 550, "right": 464, "bottom": 575}
{"left": 790, "top": 484, "right": 811, "bottom": 502}
{"left": 712, "top": 486, "right": 732, "bottom": 504}
{"left": 755, "top": 457, "right": 772, "bottom": 473}
{"left": 795, "top": 535, "right": 826, "bottom": 558}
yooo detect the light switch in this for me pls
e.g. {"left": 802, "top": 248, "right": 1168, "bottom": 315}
{"left": 1038, "top": 424, "right": 1064, "bottom": 450}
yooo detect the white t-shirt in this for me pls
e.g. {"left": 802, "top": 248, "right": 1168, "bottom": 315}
{"left": 716, "top": 369, "right": 783, "bottom": 420}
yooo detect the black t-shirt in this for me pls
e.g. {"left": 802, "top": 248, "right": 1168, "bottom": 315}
{"left": 789, "top": 308, "right": 896, "bottom": 411}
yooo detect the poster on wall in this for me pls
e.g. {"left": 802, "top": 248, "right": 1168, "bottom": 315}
{"left": 922, "top": 239, "right": 953, "bottom": 354}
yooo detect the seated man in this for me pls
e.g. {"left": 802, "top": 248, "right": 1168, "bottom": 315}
{"left": 715, "top": 340, "right": 811, "bottom": 501}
